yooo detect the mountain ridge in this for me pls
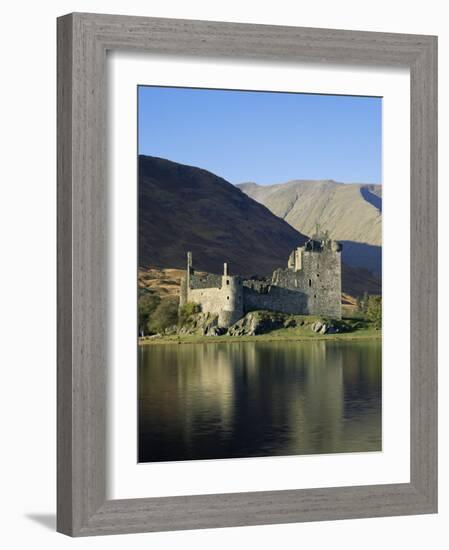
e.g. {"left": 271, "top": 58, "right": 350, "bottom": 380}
{"left": 238, "top": 179, "right": 382, "bottom": 275}
{"left": 139, "top": 155, "right": 309, "bottom": 277}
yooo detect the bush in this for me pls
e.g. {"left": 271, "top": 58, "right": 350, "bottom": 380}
{"left": 148, "top": 297, "right": 179, "bottom": 334}
{"left": 138, "top": 292, "right": 160, "bottom": 335}
{"left": 178, "top": 302, "right": 201, "bottom": 326}
{"left": 366, "top": 295, "right": 382, "bottom": 329}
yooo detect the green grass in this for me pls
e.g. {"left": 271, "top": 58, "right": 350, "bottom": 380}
{"left": 139, "top": 317, "right": 381, "bottom": 346}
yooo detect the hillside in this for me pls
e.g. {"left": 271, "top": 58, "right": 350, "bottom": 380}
{"left": 238, "top": 180, "right": 382, "bottom": 275}
{"left": 139, "top": 155, "right": 308, "bottom": 277}
{"left": 138, "top": 156, "right": 380, "bottom": 299}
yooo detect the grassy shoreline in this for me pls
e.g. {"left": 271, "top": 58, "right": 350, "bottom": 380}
{"left": 139, "top": 328, "right": 381, "bottom": 346}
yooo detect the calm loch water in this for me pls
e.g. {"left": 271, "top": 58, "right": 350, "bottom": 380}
{"left": 138, "top": 340, "right": 381, "bottom": 462}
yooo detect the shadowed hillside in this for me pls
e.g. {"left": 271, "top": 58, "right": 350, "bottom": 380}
{"left": 339, "top": 241, "right": 382, "bottom": 276}
{"left": 139, "top": 156, "right": 308, "bottom": 277}
{"left": 341, "top": 264, "right": 381, "bottom": 298}
{"left": 238, "top": 180, "right": 382, "bottom": 275}
{"left": 360, "top": 185, "right": 382, "bottom": 212}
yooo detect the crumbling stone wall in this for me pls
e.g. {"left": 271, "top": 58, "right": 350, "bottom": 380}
{"left": 180, "top": 271, "right": 221, "bottom": 306}
{"left": 190, "top": 273, "right": 221, "bottom": 289}
{"left": 243, "top": 284, "right": 308, "bottom": 315}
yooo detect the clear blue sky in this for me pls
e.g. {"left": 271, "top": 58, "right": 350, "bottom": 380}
{"left": 138, "top": 86, "right": 382, "bottom": 185}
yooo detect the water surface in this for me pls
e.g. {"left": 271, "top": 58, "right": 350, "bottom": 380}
{"left": 138, "top": 340, "right": 381, "bottom": 462}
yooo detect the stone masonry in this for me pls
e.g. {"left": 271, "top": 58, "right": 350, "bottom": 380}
{"left": 179, "top": 237, "right": 342, "bottom": 328}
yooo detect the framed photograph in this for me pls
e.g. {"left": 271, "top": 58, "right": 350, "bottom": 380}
{"left": 57, "top": 13, "right": 437, "bottom": 536}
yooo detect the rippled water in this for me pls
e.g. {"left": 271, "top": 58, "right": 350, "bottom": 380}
{"left": 138, "top": 340, "right": 381, "bottom": 462}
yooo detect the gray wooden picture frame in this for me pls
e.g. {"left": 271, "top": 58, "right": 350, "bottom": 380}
{"left": 57, "top": 12, "right": 438, "bottom": 537}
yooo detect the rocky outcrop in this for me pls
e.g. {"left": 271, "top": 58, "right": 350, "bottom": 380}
{"left": 176, "top": 310, "right": 351, "bottom": 338}
{"left": 227, "top": 311, "right": 285, "bottom": 336}
{"left": 177, "top": 312, "right": 226, "bottom": 336}
{"left": 310, "top": 319, "right": 349, "bottom": 334}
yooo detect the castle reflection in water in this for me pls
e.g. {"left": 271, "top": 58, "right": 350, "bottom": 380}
{"left": 138, "top": 340, "right": 381, "bottom": 462}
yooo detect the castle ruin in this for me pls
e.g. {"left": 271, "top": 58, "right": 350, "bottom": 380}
{"left": 179, "top": 237, "right": 342, "bottom": 328}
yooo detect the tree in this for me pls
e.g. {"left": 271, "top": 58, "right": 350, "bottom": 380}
{"left": 138, "top": 292, "right": 160, "bottom": 336}
{"left": 148, "top": 297, "right": 179, "bottom": 334}
{"left": 178, "top": 302, "right": 201, "bottom": 326}
{"left": 366, "top": 295, "right": 382, "bottom": 329}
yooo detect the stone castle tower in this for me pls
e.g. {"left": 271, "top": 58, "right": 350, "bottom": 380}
{"left": 180, "top": 255, "right": 243, "bottom": 327}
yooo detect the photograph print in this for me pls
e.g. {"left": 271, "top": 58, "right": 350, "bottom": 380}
{"left": 137, "top": 86, "right": 382, "bottom": 463}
